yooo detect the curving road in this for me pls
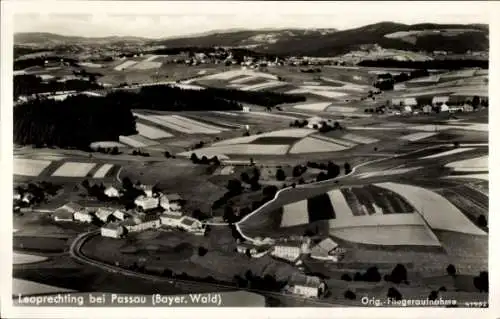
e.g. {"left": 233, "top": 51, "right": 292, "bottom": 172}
{"left": 69, "top": 230, "right": 337, "bottom": 307}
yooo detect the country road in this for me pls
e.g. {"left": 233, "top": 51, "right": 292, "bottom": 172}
{"left": 69, "top": 230, "right": 338, "bottom": 307}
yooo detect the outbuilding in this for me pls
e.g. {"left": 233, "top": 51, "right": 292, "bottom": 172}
{"left": 101, "top": 222, "right": 125, "bottom": 238}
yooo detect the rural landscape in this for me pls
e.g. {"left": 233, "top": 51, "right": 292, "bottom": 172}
{"left": 11, "top": 13, "right": 489, "bottom": 308}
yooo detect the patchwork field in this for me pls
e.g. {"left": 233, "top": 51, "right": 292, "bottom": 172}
{"left": 400, "top": 132, "right": 438, "bottom": 142}
{"left": 51, "top": 162, "right": 96, "bottom": 177}
{"left": 136, "top": 123, "right": 173, "bottom": 139}
{"left": 119, "top": 134, "right": 158, "bottom": 148}
{"left": 445, "top": 155, "right": 488, "bottom": 172}
{"left": 292, "top": 102, "right": 332, "bottom": 111}
{"left": 420, "top": 147, "right": 475, "bottom": 159}
{"left": 134, "top": 112, "right": 228, "bottom": 134}
{"left": 14, "top": 159, "right": 52, "bottom": 177}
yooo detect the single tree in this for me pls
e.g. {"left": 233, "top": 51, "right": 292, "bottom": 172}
{"left": 446, "top": 264, "right": 457, "bottom": 277}
{"left": 276, "top": 168, "right": 286, "bottom": 181}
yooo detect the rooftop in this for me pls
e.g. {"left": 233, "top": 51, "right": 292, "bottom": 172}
{"left": 102, "top": 222, "right": 122, "bottom": 230}
{"left": 165, "top": 193, "right": 182, "bottom": 201}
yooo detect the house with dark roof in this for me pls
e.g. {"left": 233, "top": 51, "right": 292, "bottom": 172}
{"left": 287, "top": 275, "right": 326, "bottom": 298}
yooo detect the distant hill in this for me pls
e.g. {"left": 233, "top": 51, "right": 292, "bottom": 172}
{"left": 152, "top": 22, "right": 488, "bottom": 56}
{"left": 14, "top": 32, "right": 150, "bottom": 46}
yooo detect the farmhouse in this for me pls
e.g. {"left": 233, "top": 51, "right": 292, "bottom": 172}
{"left": 60, "top": 202, "right": 85, "bottom": 214}
{"left": 432, "top": 96, "right": 449, "bottom": 106}
{"left": 178, "top": 216, "right": 205, "bottom": 234}
{"left": 122, "top": 214, "right": 161, "bottom": 232}
{"left": 104, "top": 186, "right": 121, "bottom": 198}
{"left": 160, "top": 193, "right": 183, "bottom": 211}
{"left": 391, "top": 98, "right": 418, "bottom": 107}
{"left": 21, "top": 193, "right": 35, "bottom": 204}
{"left": 112, "top": 209, "right": 129, "bottom": 221}
{"left": 134, "top": 195, "right": 159, "bottom": 211}
{"left": 13, "top": 191, "right": 21, "bottom": 201}
{"left": 95, "top": 207, "right": 115, "bottom": 223}
{"left": 271, "top": 243, "right": 302, "bottom": 262}
{"left": 160, "top": 211, "right": 184, "bottom": 227}
{"left": 288, "top": 275, "right": 326, "bottom": 298}
{"left": 139, "top": 184, "right": 156, "bottom": 198}
{"left": 53, "top": 208, "right": 74, "bottom": 222}
{"left": 74, "top": 210, "right": 93, "bottom": 223}
{"left": 422, "top": 105, "right": 433, "bottom": 114}
{"left": 243, "top": 106, "right": 252, "bottom": 112}
{"left": 439, "top": 103, "right": 450, "bottom": 113}
{"left": 310, "top": 238, "right": 344, "bottom": 262}
{"left": 101, "top": 222, "right": 124, "bottom": 238}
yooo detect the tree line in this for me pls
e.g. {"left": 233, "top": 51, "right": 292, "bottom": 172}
{"left": 14, "top": 56, "right": 79, "bottom": 70}
{"left": 14, "top": 74, "right": 101, "bottom": 98}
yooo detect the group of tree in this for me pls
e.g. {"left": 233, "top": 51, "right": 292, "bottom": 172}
{"left": 14, "top": 182, "right": 62, "bottom": 206}
{"left": 119, "top": 177, "right": 147, "bottom": 209}
{"left": 317, "top": 121, "right": 343, "bottom": 133}
{"left": 233, "top": 270, "right": 288, "bottom": 292}
{"left": 384, "top": 263, "right": 409, "bottom": 284}
{"left": 352, "top": 266, "right": 382, "bottom": 282}
{"left": 81, "top": 180, "right": 110, "bottom": 202}
{"left": 14, "top": 74, "right": 102, "bottom": 99}
{"left": 275, "top": 168, "right": 286, "bottom": 181}
{"left": 308, "top": 161, "right": 343, "bottom": 182}
{"left": 212, "top": 179, "right": 243, "bottom": 211}
{"left": 163, "top": 151, "right": 176, "bottom": 159}
{"left": 131, "top": 149, "right": 150, "bottom": 157}
{"left": 189, "top": 153, "right": 221, "bottom": 166}
{"left": 289, "top": 119, "right": 309, "bottom": 128}
{"left": 14, "top": 56, "right": 79, "bottom": 71}
{"left": 473, "top": 271, "right": 488, "bottom": 293}
{"left": 14, "top": 95, "right": 137, "bottom": 149}
{"left": 364, "top": 106, "right": 387, "bottom": 114}
{"left": 292, "top": 164, "right": 307, "bottom": 177}
{"left": 240, "top": 167, "right": 262, "bottom": 191}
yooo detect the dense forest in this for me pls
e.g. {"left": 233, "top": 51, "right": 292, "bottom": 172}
{"left": 14, "top": 75, "right": 101, "bottom": 98}
{"left": 200, "top": 86, "right": 306, "bottom": 107}
{"left": 14, "top": 95, "right": 137, "bottom": 149}
{"left": 358, "top": 58, "right": 488, "bottom": 70}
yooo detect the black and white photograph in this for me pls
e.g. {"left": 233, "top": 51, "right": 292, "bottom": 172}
{"left": 1, "top": 1, "right": 497, "bottom": 318}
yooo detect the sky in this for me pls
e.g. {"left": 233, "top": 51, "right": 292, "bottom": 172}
{"left": 10, "top": 1, "right": 490, "bottom": 39}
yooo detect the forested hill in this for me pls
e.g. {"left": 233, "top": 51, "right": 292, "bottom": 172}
{"left": 152, "top": 22, "right": 488, "bottom": 56}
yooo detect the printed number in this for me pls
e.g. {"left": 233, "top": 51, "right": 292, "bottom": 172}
{"left": 465, "top": 301, "right": 488, "bottom": 308}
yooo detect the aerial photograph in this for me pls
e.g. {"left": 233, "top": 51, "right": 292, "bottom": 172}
{"left": 9, "top": 3, "right": 489, "bottom": 310}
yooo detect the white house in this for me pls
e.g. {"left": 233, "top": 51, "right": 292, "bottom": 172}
{"left": 243, "top": 106, "right": 251, "bottom": 112}
{"left": 178, "top": 216, "right": 204, "bottom": 234}
{"left": 101, "top": 222, "right": 124, "bottom": 238}
{"left": 122, "top": 214, "right": 161, "bottom": 232}
{"left": 422, "top": 105, "right": 433, "bottom": 114}
{"left": 95, "top": 207, "right": 115, "bottom": 222}
{"left": 21, "top": 193, "right": 35, "bottom": 205}
{"left": 160, "top": 211, "right": 184, "bottom": 227}
{"left": 134, "top": 195, "right": 159, "bottom": 211}
{"left": 139, "top": 185, "right": 155, "bottom": 198}
{"left": 53, "top": 208, "right": 74, "bottom": 222}
{"left": 74, "top": 210, "right": 93, "bottom": 223}
{"left": 60, "top": 202, "right": 84, "bottom": 214}
{"left": 112, "top": 209, "right": 128, "bottom": 221}
{"left": 104, "top": 186, "right": 121, "bottom": 198}
{"left": 271, "top": 244, "right": 302, "bottom": 262}
{"left": 306, "top": 116, "right": 326, "bottom": 129}
{"left": 402, "top": 105, "right": 413, "bottom": 113}
{"left": 440, "top": 103, "right": 450, "bottom": 112}
{"left": 288, "top": 275, "right": 326, "bottom": 298}
{"left": 13, "top": 190, "right": 22, "bottom": 201}
{"left": 432, "top": 96, "right": 449, "bottom": 106}
{"left": 310, "top": 238, "right": 343, "bottom": 262}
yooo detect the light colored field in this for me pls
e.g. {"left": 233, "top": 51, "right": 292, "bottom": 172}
{"left": 113, "top": 60, "right": 137, "bottom": 71}
{"left": 130, "top": 61, "right": 163, "bottom": 70}
{"left": 400, "top": 132, "right": 438, "bottom": 141}
{"left": 240, "top": 80, "right": 287, "bottom": 91}
{"left": 293, "top": 102, "right": 332, "bottom": 111}
{"left": 376, "top": 182, "right": 486, "bottom": 235}
{"left": 212, "top": 136, "right": 259, "bottom": 146}
{"left": 289, "top": 137, "right": 347, "bottom": 154}
{"left": 420, "top": 147, "right": 475, "bottom": 159}
{"left": 14, "top": 159, "right": 52, "bottom": 176}
{"left": 342, "top": 133, "right": 379, "bottom": 144}
{"left": 171, "top": 83, "right": 205, "bottom": 90}
{"left": 313, "top": 135, "right": 357, "bottom": 148}
{"left": 93, "top": 164, "right": 114, "bottom": 178}
{"left": 308, "top": 90, "right": 350, "bottom": 98}
{"left": 408, "top": 124, "right": 488, "bottom": 133}
{"left": 179, "top": 144, "right": 290, "bottom": 157}
{"left": 261, "top": 128, "right": 315, "bottom": 138}
{"left": 136, "top": 123, "right": 173, "bottom": 139}
{"left": 52, "top": 162, "right": 96, "bottom": 177}
{"left": 231, "top": 75, "right": 259, "bottom": 84}
{"left": 445, "top": 174, "right": 488, "bottom": 181}
{"left": 13, "top": 278, "right": 75, "bottom": 295}
{"left": 441, "top": 69, "right": 477, "bottom": 78}
{"left": 302, "top": 85, "right": 345, "bottom": 91}
{"left": 154, "top": 115, "right": 226, "bottom": 134}
{"left": 13, "top": 252, "right": 48, "bottom": 265}
{"left": 247, "top": 112, "right": 299, "bottom": 121}
{"left": 325, "top": 106, "right": 358, "bottom": 113}
{"left": 143, "top": 55, "right": 159, "bottom": 62}
{"left": 280, "top": 200, "right": 309, "bottom": 227}
{"left": 347, "top": 126, "right": 397, "bottom": 131}
{"left": 330, "top": 225, "right": 441, "bottom": 246}
{"left": 358, "top": 167, "right": 423, "bottom": 179}
{"left": 119, "top": 134, "right": 158, "bottom": 148}
{"left": 326, "top": 190, "right": 353, "bottom": 221}
{"left": 78, "top": 62, "right": 102, "bottom": 68}
{"left": 199, "top": 69, "right": 277, "bottom": 81}
{"left": 328, "top": 212, "right": 424, "bottom": 228}
{"left": 445, "top": 155, "right": 488, "bottom": 172}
